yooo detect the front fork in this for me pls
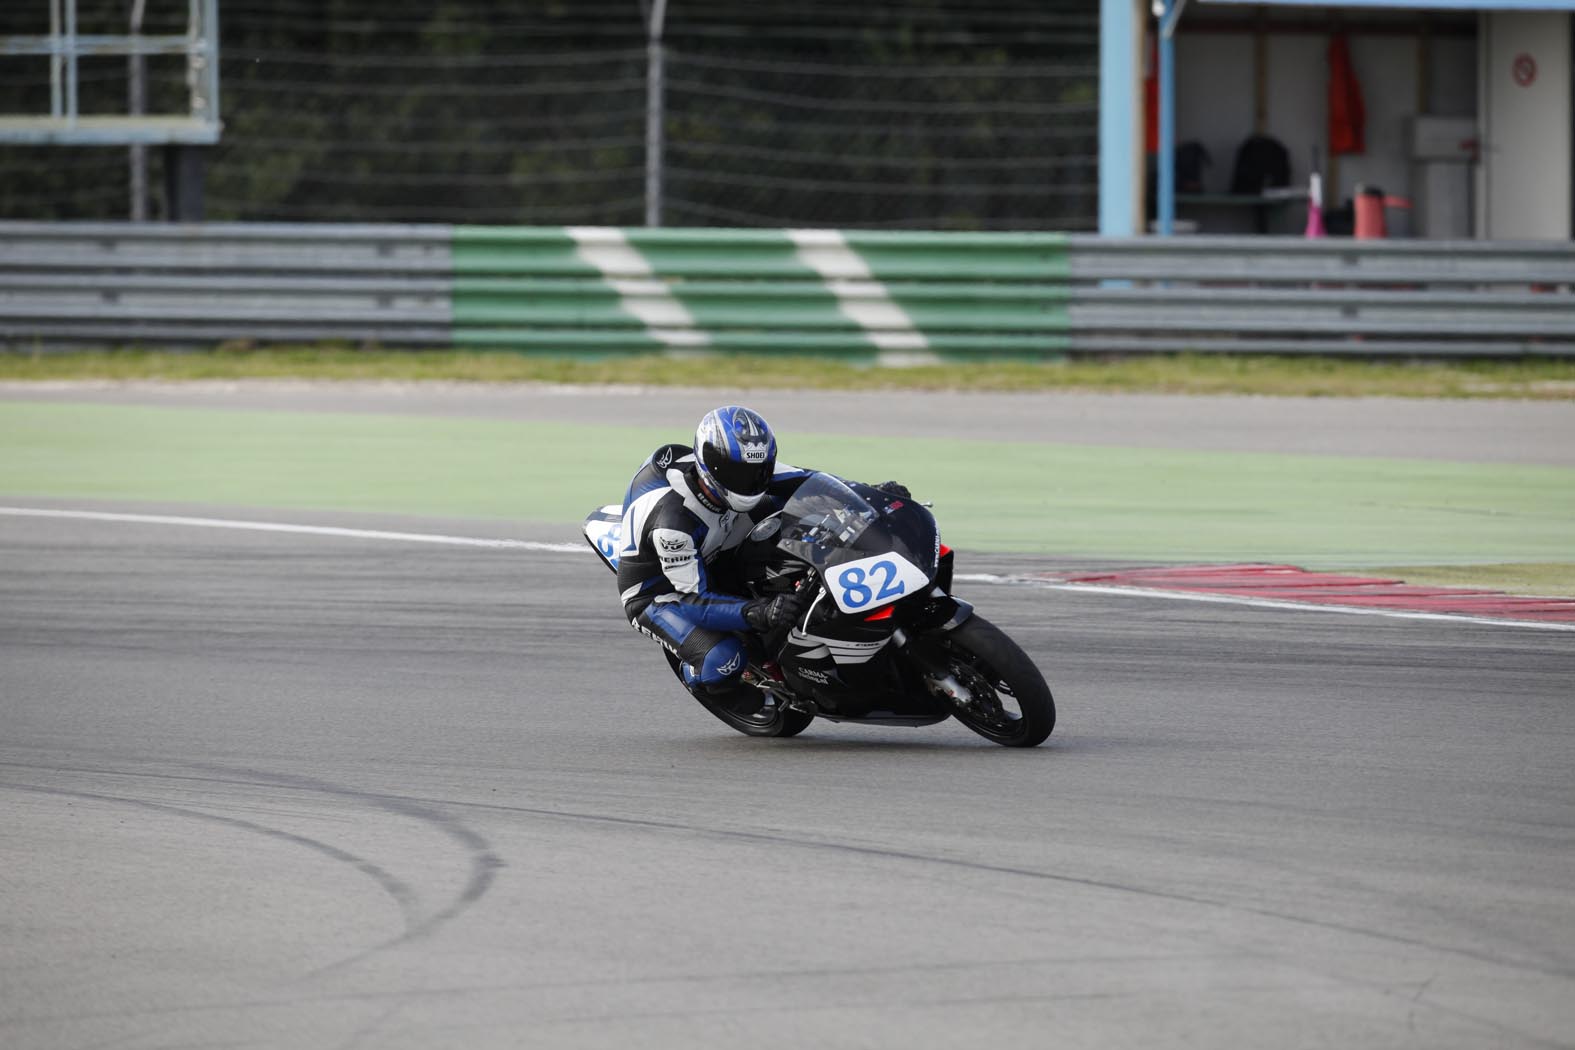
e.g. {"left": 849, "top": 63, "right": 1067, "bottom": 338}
{"left": 893, "top": 592, "right": 977, "bottom": 709}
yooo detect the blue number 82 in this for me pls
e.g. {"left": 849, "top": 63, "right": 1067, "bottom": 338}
{"left": 838, "top": 560, "right": 905, "bottom": 609}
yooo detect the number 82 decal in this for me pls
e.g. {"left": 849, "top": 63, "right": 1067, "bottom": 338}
{"left": 829, "top": 554, "right": 930, "bottom": 613}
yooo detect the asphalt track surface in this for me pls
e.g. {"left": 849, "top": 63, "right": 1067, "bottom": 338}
{"left": 3, "top": 387, "right": 1574, "bottom": 1049}
{"left": 2, "top": 507, "right": 1572, "bottom": 1050}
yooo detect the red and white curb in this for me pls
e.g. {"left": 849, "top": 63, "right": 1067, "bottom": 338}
{"left": 959, "top": 563, "right": 1575, "bottom": 633}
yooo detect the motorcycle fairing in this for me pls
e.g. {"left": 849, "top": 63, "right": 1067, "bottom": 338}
{"left": 784, "top": 627, "right": 889, "bottom": 665}
{"left": 776, "top": 617, "right": 924, "bottom": 717}
{"left": 776, "top": 475, "right": 941, "bottom": 614}
{"left": 584, "top": 504, "right": 623, "bottom": 572}
{"left": 818, "top": 551, "right": 934, "bottom": 615}
{"left": 588, "top": 470, "right": 971, "bottom": 728}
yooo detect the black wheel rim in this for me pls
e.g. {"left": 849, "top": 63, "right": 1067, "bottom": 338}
{"left": 732, "top": 699, "right": 780, "bottom": 728}
{"left": 945, "top": 649, "right": 1028, "bottom": 743}
{"left": 712, "top": 690, "right": 790, "bottom": 732}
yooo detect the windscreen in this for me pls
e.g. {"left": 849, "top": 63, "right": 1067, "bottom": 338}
{"left": 777, "top": 473, "right": 942, "bottom": 613}
{"left": 778, "top": 474, "right": 880, "bottom": 565}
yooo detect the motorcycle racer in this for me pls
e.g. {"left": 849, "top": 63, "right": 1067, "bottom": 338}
{"left": 590, "top": 423, "right": 1052, "bottom": 745}
{"left": 614, "top": 406, "right": 814, "bottom": 704}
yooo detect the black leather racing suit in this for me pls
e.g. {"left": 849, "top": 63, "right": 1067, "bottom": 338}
{"left": 614, "top": 443, "right": 809, "bottom": 689}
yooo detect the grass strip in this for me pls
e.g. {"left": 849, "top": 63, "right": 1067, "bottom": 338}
{"left": 1356, "top": 563, "right": 1575, "bottom": 599}
{"left": 3, "top": 347, "right": 1575, "bottom": 399}
{"left": 3, "top": 402, "right": 1572, "bottom": 569}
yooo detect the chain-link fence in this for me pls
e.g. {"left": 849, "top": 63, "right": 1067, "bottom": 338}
{"left": 0, "top": 0, "right": 1099, "bottom": 229}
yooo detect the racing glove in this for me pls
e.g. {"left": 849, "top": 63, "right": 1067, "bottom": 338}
{"left": 744, "top": 590, "right": 809, "bottom": 633}
{"left": 875, "top": 481, "right": 912, "bottom": 499}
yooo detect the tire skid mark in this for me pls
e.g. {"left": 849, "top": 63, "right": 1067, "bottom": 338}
{"left": 189, "top": 765, "right": 504, "bottom": 976}
{"left": 4, "top": 763, "right": 503, "bottom": 977}
{"left": 0, "top": 952, "right": 1217, "bottom": 1031}
{"left": 9, "top": 760, "right": 1564, "bottom": 980}
{"left": 446, "top": 795, "right": 1575, "bottom": 984}
{"left": 0, "top": 781, "right": 421, "bottom": 933}
{"left": 14, "top": 763, "right": 1564, "bottom": 984}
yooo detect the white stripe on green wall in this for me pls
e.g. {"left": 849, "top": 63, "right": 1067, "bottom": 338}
{"left": 787, "top": 228, "right": 934, "bottom": 361}
{"left": 567, "top": 227, "right": 711, "bottom": 348}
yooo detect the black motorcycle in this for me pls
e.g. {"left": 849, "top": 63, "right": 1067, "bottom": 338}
{"left": 585, "top": 472, "right": 1055, "bottom": 747}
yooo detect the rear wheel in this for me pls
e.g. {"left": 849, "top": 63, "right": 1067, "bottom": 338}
{"left": 920, "top": 616, "right": 1055, "bottom": 747}
{"left": 692, "top": 690, "right": 816, "bottom": 738}
{"left": 662, "top": 651, "right": 814, "bottom": 739}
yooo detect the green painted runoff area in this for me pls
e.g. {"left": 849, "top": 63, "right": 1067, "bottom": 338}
{"left": 2, "top": 401, "right": 1572, "bottom": 567}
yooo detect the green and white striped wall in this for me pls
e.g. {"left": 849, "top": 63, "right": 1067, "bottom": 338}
{"left": 452, "top": 227, "right": 1072, "bottom": 359}
{"left": 3, "top": 222, "right": 1572, "bottom": 356}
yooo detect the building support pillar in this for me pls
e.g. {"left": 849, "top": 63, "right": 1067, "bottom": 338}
{"left": 1099, "top": 0, "right": 1145, "bottom": 236}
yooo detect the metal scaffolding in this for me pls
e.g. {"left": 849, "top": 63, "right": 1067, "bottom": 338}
{"left": 0, "top": 0, "right": 222, "bottom": 146}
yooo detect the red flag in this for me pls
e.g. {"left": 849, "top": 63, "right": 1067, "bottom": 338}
{"left": 1328, "top": 32, "right": 1366, "bottom": 155}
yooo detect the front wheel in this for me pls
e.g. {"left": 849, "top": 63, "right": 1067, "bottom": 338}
{"left": 919, "top": 616, "right": 1056, "bottom": 747}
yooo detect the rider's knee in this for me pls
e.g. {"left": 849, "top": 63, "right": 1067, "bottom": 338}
{"left": 683, "top": 635, "right": 745, "bottom": 690}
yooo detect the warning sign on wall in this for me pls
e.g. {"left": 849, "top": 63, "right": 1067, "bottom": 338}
{"left": 1512, "top": 53, "right": 1538, "bottom": 87}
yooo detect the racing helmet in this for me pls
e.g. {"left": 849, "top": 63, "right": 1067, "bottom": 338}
{"left": 693, "top": 406, "right": 777, "bottom": 512}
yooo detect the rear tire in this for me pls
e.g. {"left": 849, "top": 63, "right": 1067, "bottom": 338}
{"left": 922, "top": 616, "right": 1055, "bottom": 747}
{"left": 692, "top": 692, "right": 815, "bottom": 738}
{"left": 662, "top": 651, "right": 814, "bottom": 739}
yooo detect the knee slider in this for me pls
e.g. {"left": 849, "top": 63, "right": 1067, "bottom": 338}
{"left": 693, "top": 635, "right": 746, "bottom": 687}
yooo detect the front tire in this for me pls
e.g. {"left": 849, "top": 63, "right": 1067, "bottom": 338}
{"left": 921, "top": 616, "right": 1055, "bottom": 747}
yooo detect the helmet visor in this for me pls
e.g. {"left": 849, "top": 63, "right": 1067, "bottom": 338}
{"left": 701, "top": 443, "right": 774, "bottom": 498}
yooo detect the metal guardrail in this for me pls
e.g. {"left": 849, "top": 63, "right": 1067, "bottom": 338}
{"left": 0, "top": 223, "right": 452, "bottom": 345}
{"left": 1, "top": 222, "right": 1572, "bottom": 356}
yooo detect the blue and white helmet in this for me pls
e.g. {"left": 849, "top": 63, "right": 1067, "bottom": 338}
{"left": 693, "top": 406, "right": 777, "bottom": 512}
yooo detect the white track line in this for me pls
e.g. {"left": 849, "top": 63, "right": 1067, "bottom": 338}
{"left": 0, "top": 506, "right": 586, "bottom": 553}
{"left": 4, "top": 506, "right": 1568, "bottom": 632}
{"left": 954, "top": 573, "right": 1575, "bottom": 633}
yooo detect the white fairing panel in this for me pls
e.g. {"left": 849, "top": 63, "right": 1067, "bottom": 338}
{"left": 787, "top": 630, "right": 890, "bottom": 666}
{"left": 585, "top": 504, "right": 623, "bottom": 572}
{"left": 821, "top": 552, "right": 932, "bottom": 614}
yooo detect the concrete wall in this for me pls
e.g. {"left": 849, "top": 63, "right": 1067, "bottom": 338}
{"left": 1478, "top": 11, "right": 1572, "bottom": 240}
{"left": 1173, "top": 12, "right": 1478, "bottom": 235}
